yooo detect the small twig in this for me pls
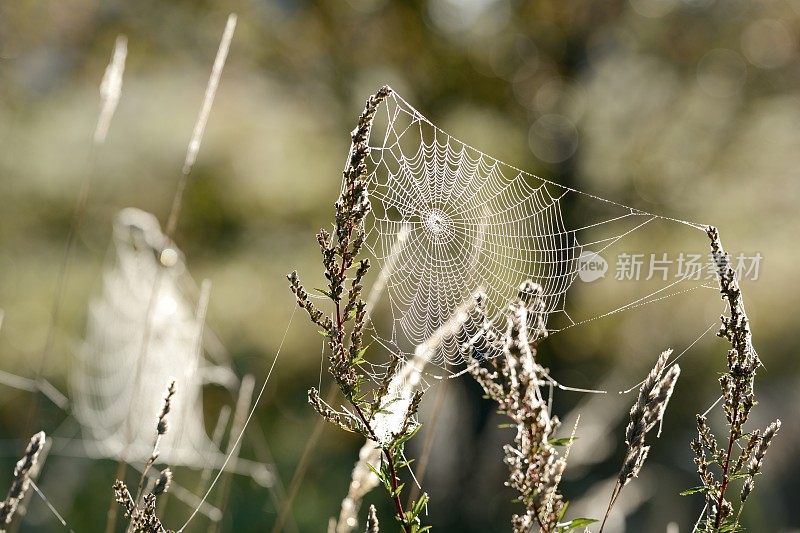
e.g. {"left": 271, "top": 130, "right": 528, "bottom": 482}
{"left": 112, "top": 17, "right": 237, "bottom": 526}
{"left": 0, "top": 432, "right": 47, "bottom": 533}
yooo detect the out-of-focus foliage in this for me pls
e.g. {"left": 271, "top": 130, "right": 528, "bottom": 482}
{"left": 0, "top": 0, "right": 798, "bottom": 531}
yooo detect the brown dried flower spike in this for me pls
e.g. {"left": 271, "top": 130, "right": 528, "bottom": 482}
{"left": 289, "top": 86, "right": 429, "bottom": 533}
{"left": 688, "top": 226, "right": 780, "bottom": 531}
{"left": 114, "top": 380, "right": 177, "bottom": 533}
{"left": 463, "top": 282, "right": 585, "bottom": 533}
{"left": 600, "top": 350, "right": 680, "bottom": 532}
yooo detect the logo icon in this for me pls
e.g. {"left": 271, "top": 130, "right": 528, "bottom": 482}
{"left": 577, "top": 250, "right": 607, "bottom": 282}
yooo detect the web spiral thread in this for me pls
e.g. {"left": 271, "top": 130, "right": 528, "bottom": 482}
{"left": 358, "top": 89, "right": 707, "bottom": 369}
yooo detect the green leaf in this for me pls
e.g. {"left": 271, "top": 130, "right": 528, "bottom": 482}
{"left": 556, "top": 501, "right": 569, "bottom": 522}
{"left": 550, "top": 437, "right": 578, "bottom": 446}
{"left": 395, "top": 424, "right": 422, "bottom": 445}
{"left": 558, "top": 518, "right": 597, "bottom": 532}
{"left": 351, "top": 345, "right": 370, "bottom": 364}
{"left": 411, "top": 493, "right": 429, "bottom": 516}
{"left": 396, "top": 458, "right": 416, "bottom": 470}
{"left": 718, "top": 520, "right": 744, "bottom": 532}
{"left": 314, "top": 287, "right": 333, "bottom": 299}
{"left": 366, "top": 462, "right": 387, "bottom": 487}
{"left": 679, "top": 486, "right": 710, "bottom": 496}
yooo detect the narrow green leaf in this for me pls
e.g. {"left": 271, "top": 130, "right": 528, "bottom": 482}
{"left": 679, "top": 486, "right": 710, "bottom": 496}
{"left": 550, "top": 437, "right": 578, "bottom": 446}
{"left": 559, "top": 517, "right": 597, "bottom": 532}
{"left": 314, "top": 287, "right": 333, "bottom": 299}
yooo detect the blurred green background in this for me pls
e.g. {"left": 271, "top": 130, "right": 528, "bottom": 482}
{"left": 1, "top": 0, "right": 799, "bottom": 531}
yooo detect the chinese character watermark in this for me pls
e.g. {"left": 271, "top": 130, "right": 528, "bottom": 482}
{"left": 577, "top": 250, "right": 763, "bottom": 283}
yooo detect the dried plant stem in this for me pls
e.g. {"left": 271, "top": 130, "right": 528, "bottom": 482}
{"left": 167, "top": 13, "right": 237, "bottom": 234}
{"left": 0, "top": 432, "right": 46, "bottom": 533}
{"left": 179, "top": 15, "right": 236, "bottom": 177}
{"left": 26, "top": 33, "right": 127, "bottom": 437}
{"left": 115, "top": 382, "right": 177, "bottom": 533}
{"left": 352, "top": 405, "right": 408, "bottom": 532}
{"left": 331, "top": 254, "right": 408, "bottom": 533}
{"left": 28, "top": 480, "right": 74, "bottom": 532}
{"left": 140, "top": 379, "right": 175, "bottom": 494}
{"left": 291, "top": 86, "right": 429, "bottom": 533}
{"left": 123, "top": 380, "right": 176, "bottom": 533}
{"left": 687, "top": 227, "right": 779, "bottom": 531}
{"left": 714, "top": 408, "right": 739, "bottom": 528}
{"left": 107, "top": 18, "right": 236, "bottom": 533}
{"left": 6, "top": 431, "right": 51, "bottom": 533}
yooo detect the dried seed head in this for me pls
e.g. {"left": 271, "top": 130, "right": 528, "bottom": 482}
{"left": 157, "top": 379, "right": 176, "bottom": 436}
{"left": 152, "top": 468, "right": 172, "bottom": 496}
{"left": 741, "top": 477, "right": 754, "bottom": 502}
{"left": 365, "top": 504, "right": 379, "bottom": 533}
{"left": 113, "top": 479, "right": 135, "bottom": 518}
{"left": 624, "top": 350, "right": 673, "bottom": 446}
{"left": 644, "top": 364, "right": 681, "bottom": 432}
{"left": 617, "top": 353, "right": 680, "bottom": 502}
{"left": 747, "top": 419, "right": 781, "bottom": 475}
{"left": 465, "top": 281, "right": 567, "bottom": 531}
{"left": 308, "top": 387, "right": 361, "bottom": 434}
{"left": 619, "top": 445, "right": 650, "bottom": 486}
{"left": 0, "top": 432, "right": 47, "bottom": 527}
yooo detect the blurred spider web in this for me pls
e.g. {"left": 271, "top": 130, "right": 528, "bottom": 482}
{"left": 70, "top": 208, "right": 267, "bottom": 482}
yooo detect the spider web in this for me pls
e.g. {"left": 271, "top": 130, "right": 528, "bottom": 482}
{"left": 359, "top": 89, "right": 710, "bottom": 372}
{"left": 70, "top": 208, "right": 241, "bottom": 469}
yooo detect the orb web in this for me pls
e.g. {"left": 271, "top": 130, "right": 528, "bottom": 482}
{"left": 357, "top": 89, "right": 708, "bottom": 369}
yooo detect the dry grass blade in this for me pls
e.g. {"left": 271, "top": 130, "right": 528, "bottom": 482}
{"left": 94, "top": 35, "right": 128, "bottom": 144}
{"left": 26, "top": 32, "right": 128, "bottom": 438}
